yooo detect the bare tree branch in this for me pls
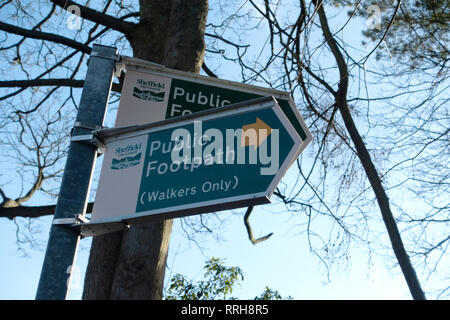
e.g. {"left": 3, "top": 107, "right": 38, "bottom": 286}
{"left": 0, "top": 21, "right": 91, "bottom": 54}
{"left": 0, "top": 202, "right": 94, "bottom": 219}
{"left": 50, "top": 0, "right": 136, "bottom": 35}
{"left": 201, "top": 62, "right": 218, "bottom": 78}
{"left": 243, "top": 206, "right": 273, "bottom": 245}
{"left": 0, "top": 78, "right": 121, "bottom": 92}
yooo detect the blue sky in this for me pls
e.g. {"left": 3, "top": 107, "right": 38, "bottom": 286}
{"left": 0, "top": 164, "right": 413, "bottom": 300}
{"left": 0, "top": 207, "right": 412, "bottom": 300}
{"left": 0, "top": 0, "right": 446, "bottom": 300}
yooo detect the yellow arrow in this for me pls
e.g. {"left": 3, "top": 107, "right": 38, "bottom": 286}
{"left": 241, "top": 117, "right": 273, "bottom": 149}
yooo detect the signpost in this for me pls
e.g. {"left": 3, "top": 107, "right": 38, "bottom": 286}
{"left": 36, "top": 45, "right": 118, "bottom": 299}
{"left": 36, "top": 50, "right": 312, "bottom": 299}
{"left": 84, "top": 97, "right": 305, "bottom": 236}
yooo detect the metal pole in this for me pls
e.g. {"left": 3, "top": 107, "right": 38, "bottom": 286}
{"left": 36, "top": 44, "right": 118, "bottom": 300}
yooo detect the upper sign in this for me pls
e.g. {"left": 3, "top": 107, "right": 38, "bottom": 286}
{"left": 114, "top": 57, "right": 311, "bottom": 146}
{"left": 90, "top": 97, "right": 304, "bottom": 226}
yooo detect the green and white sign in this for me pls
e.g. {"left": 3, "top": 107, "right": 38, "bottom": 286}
{"left": 114, "top": 58, "right": 311, "bottom": 146}
{"left": 90, "top": 97, "right": 305, "bottom": 225}
{"left": 85, "top": 58, "right": 312, "bottom": 234}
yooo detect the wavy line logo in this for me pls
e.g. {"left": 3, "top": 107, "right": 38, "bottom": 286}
{"left": 133, "top": 79, "right": 166, "bottom": 102}
{"left": 111, "top": 143, "right": 142, "bottom": 170}
{"left": 111, "top": 152, "right": 142, "bottom": 170}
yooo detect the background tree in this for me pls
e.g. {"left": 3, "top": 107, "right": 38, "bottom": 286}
{"left": 165, "top": 257, "right": 289, "bottom": 300}
{"left": 336, "top": 0, "right": 449, "bottom": 71}
{"left": 165, "top": 257, "right": 244, "bottom": 300}
{"left": 331, "top": 0, "right": 449, "bottom": 298}
{"left": 0, "top": 0, "right": 448, "bottom": 299}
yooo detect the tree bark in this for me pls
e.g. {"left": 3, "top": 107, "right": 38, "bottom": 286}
{"left": 82, "top": 232, "right": 123, "bottom": 299}
{"left": 109, "top": 220, "right": 173, "bottom": 299}
{"left": 83, "top": 0, "right": 208, "bottom": 300}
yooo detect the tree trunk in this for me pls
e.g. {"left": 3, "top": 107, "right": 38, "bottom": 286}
{"left": 82, "top": 232, "right": 123, "bottom": 299}
{"left": 83, "top": 0, "right": 208, "bottom": 300}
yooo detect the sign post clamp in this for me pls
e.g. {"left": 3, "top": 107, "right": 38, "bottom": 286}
{"left": 70, "top": 121, "right": 107, "bottom": 154}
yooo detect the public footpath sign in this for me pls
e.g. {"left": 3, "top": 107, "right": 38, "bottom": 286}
{"left": 84, "top": 57, "right": 313, "bottom": 236}
{"left": 114, "top": 57, "right": 311, "bottom": 146}
{"left": 88, "top": 97, "right": 307, "bottom": 232}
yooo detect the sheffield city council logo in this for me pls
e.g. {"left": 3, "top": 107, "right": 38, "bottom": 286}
{"left": 111, "top": 143, "right": 143, "bottom": 170}
{"left": 133, "top": 78, "right": 166, "bottom": 102}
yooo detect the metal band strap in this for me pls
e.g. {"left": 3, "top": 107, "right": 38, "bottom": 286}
{"left": 73, "top": 121, "right": 103, "bottom": 132}
{"left": 90, "top": 50, "right": 120, "bottom": 62}
{"left": 52, "top": 214, "right": 89, "bottom": 226}
{"left": 70, "top": 122, "right": 107, "bottom": 154}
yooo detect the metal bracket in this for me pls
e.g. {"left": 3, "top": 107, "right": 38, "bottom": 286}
{"left": 90, "top": 50, "right": 120, "bottom": 62}
{"left": 114, "top": 57, "right": 126, "bottom": 78}
{"left": 52, "top": 214, "right": 132, "bottom": 238}
{"left": 80, "top": 220, "right": 130, "bottom": 238}
{"left": 52, "top": 214, "right": 89, "bottom": 226}
{"left": 71, "top": 133, "right": 106, "bottom": 154}
{"left": 71, "top": 122, "right": 107, "bottom": 154}
{"left": 73, "top": 121, "right": 103, "bottom": 131}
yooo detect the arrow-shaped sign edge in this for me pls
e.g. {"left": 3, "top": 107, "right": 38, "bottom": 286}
{"left": 82, "top": 96, "right": 304, "bottom": 237}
